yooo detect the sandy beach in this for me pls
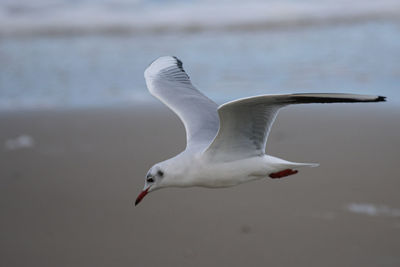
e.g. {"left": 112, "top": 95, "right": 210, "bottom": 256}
{"left": 0, "top": 103, "right": 398, "bottom": 267}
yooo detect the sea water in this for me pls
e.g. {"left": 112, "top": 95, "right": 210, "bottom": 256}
{"left": 0, "top": 0, "right": 399, "bottom": 110}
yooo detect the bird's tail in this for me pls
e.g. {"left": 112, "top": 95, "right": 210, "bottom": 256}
{"left": 286, "top": 162, "right": 320, "bottom": 168}
{"left": 269, "top": 161, "right": 319, "bottom": 179}
{"left": 267, "top": 155, "right": 319, "bottom": 169}
{"left": 266, "top": 155, "right": 319, "bottom": 179}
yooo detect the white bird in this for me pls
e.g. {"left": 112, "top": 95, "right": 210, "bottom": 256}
{"left": 135, "top": 56, "right": 385, "bottom": 205}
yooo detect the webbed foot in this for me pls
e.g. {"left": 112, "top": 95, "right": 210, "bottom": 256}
{"left": 269, "top": 169, "right": 298, "bottom": 179}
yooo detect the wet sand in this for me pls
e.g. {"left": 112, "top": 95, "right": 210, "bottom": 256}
{"left": 0, "top": 104, "right": 399, "bottom": 267}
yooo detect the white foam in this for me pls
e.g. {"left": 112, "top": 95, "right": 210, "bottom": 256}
{"left": 1, "top": 0, "right": 400, "bottom": 36}
{"left": 5, "top": 135, "right": 35, "bottom": 150}
{"left": 347, "top": 203, "right": 400, "bottom": 217}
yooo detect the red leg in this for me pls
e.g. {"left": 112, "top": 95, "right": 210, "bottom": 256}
{"left": 269, "top": 169, "right": 298, "bottom": 179}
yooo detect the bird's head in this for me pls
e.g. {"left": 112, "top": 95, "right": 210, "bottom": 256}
{"left": 135, "top": 155, "right": 189, "bottom": 206}
{"left": 135, "top": 163, "right": 167, "bottom": 206}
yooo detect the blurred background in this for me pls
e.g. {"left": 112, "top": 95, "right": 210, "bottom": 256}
{"left": 0, "top": 1, "right": 399, "bottom": 266}
{"left": 1, "top": 0, "right": 400, "bottom": 109}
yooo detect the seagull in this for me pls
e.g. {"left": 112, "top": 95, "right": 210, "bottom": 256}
{"left": 135, "top": 56, "right": 385, "bottom": 206}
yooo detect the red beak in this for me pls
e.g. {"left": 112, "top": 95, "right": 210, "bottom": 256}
{"left": 135, "top": 188, "right": 149, "bottom": 206}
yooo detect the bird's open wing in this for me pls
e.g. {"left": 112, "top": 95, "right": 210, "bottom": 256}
{"left": 203, "top": 93, "right": 385, "bottom": 161}
{"left": 144, "top": 56, "right": 219, "bottom": 150}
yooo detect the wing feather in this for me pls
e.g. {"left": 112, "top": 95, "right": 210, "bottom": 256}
{"left": 144, "top": 56, "right": 219, "bottom": 150}
{"left": 204, "top": 93, "right": 385, "bottom": 161}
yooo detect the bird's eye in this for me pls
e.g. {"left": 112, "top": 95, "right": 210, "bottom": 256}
{"left": 157, "top": 170, "right": 164, "bottom": 177}
{"left": 147, "top": 177, "right": 154, "bottom": 183}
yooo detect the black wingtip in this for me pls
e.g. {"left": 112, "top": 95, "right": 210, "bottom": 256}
{"left": 376, "top": 96, "right": 386, "bottom": 102}
{"left": 172, "top": 56, "right": 184, "bottom": 71}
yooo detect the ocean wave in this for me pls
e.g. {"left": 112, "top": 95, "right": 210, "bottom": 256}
{"left": 0, "top": 0, "right": 400, "bottom": 37}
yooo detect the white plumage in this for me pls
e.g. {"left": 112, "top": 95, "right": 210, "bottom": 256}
{"left": 135, "top": 56, "right": 385, "bottom": 205}
{"left": 145, "top": 56, "right": 219, "bottom": 150}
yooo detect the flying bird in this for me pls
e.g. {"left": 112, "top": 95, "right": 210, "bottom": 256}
{"left": 135, "top": 56, "right": 385, "bottom": 206}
